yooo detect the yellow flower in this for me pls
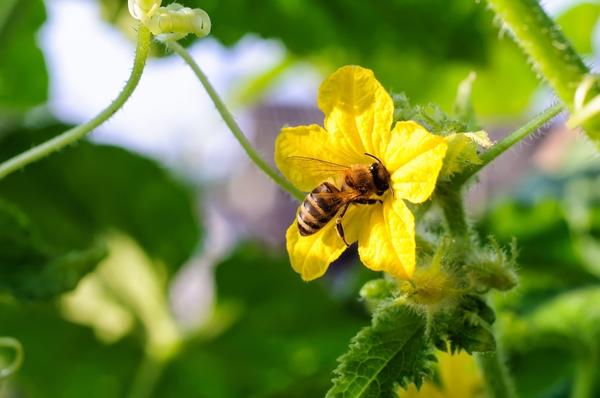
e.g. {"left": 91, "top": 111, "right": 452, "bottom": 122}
{"left": 275, "top": 65, "right": 447, "bottom": 281}
{"left": 399, "top": 351, "right": 485, "bottom": 398}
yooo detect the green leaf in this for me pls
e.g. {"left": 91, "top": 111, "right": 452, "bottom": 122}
{"left": 326, "top": 303, "right": 434, "bottom": 398}
{"left": 508, "top": 347, "right": 572, "bottom": 398}
{"left": 517, "top": 287, "right": 600, "bottom": 346}
{"left": 477, "top": 174, "right": 600, "bottom": 312}
{"left": 0, "top": 302, "right": 143, "bottom": 398}
{"left": 428, "top": 294, "right": 496, "bottom": 355}
{"left": 154, "top": 244, "right": 367, "bottom": 398}
{"left": 557, "top": 3, "right": 600, "bottom": 54}
{"left": 501, "top": 288, "right": 600, "bottom": 398}
{"left": 0, "top": 0, "right": 48, "bottom": 112}
{"left": 0, "top": 123, "right": 201, "bottom": 275}
{"left": 478, "top": 199, "right": 595, "bottom": 297}
{"left": 0, "top": 198, "right": 106, "bottom": 300}
{"left": 441, "top": 295, "right": 496, "bottom": 354}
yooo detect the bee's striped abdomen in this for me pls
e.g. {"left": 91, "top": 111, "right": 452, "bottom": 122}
{"left": 297, "top": 183, "right": 341, "bottom": 236}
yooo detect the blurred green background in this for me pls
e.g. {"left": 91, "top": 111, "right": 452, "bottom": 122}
{"left": 1, "top": 0, "right": 600, "bottom": 397}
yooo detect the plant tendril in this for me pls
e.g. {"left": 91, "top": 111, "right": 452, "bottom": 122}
{"left": 165, "top": 39, "right": 304, "bottom": 201}
{"left": 0, "top": 24, "right": 152, "bottom": 181}
{"left": 0, "top": 337, "right": 24, "bottom": 379}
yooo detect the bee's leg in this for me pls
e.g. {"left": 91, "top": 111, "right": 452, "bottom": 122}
{"left": 335, "top": 203, "right": 351, "bottom": 247}
{"left": 354, "top": 198, "right": 383, "bottom": 205}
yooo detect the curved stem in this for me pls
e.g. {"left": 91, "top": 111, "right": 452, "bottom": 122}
{"left": 484, "top": 0, "right": 600, "bottom": 145}
{"left": 453, "top": 103, "right": 563, "bottom": 186}
{"left": 0, "top": 337, "right": 23, "bottom": 379}
{"left": 475, "top": 350, "right": 517, "bottom": 398}
{"left": 0, "top": 24, "right": 152, "bottom": 180}
{"left": 164, "top": 40, "right": 304, "bottom": 201}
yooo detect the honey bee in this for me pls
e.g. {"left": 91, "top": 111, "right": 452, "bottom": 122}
{"left": 291, "top": 153, "right": 391, "bottom": 246}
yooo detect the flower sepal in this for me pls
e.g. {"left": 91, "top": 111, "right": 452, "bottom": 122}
{"left": 438, "top": 131, "right": 493, "bottom": 182}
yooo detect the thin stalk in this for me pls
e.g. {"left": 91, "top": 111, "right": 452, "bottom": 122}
{"left": 127, "top": 353, "right": 166, "bottom": 398}
{"left": 0, "top": 24, "right": 152, "bottom": 180}
{"left": 571, "top": 350, "right": 597, "bottom": 398}
{"left": 453, "top": 103, "right": 563, "bottom": 186}
{"left": 475, "top": 351, "right": 517, "bottom": 398}
{"left": 484, "top": 0, "right": 600, "bottom": 144}
{"left": 165, "top": 40, "right": 304, "bottom": 201}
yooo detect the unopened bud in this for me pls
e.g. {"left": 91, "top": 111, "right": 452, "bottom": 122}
{"left": 146, "top": 4, "right": 211, "bottom": 40}
{"left": 128, "top": 0, "right": 162, "bottom": 20}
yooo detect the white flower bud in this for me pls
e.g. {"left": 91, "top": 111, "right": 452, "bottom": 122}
{"left": 143, "top": 3, "right": 211, "bottom": 40}
{"left": 128, "top": 0, "right": 162, "bottom": 20}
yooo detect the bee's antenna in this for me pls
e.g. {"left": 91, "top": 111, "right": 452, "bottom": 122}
{"left": 364, "top": 153, "right": 383, "bottom": 164}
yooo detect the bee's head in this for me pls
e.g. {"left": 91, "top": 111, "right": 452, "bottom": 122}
{"left": 366, "top": 153, "right": 390, "bottom": 196}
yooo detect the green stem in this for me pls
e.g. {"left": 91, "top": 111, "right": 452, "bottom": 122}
{"left": 437, "top": 187, "right": 469, "bottom": 238}
{"left": 164, "top": 40, "right": 304, "bottom": 201}
{"left": 127, "top": 353, "right": 166, "bottom": 398}
{"left": 571, "top": 350, "right": 597, "bottom": 398}
{"left": 0, "top": 337, "right": 23, "bottom": 379}
{"left": 453, "top": 103, "right": 563, "bottom": 186}
{"left": 0, "top": 24, "right": 152, "bottom": 180}
{"left": 484, "top": 0, "right": 600, "bottom": 144}
{"left": 475, "top": 351, "right": 517, "bottom": 398}
{"left": 438, "top": 190, "right": 517, "bottom": 398}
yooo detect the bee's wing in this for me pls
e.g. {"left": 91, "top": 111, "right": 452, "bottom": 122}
{"left": 286, "top": 156, "right": 351, "bottom": 182}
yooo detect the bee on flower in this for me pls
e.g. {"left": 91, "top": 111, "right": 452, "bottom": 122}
{"left": 275, "top": 65, "right": 448, "bottom": 281}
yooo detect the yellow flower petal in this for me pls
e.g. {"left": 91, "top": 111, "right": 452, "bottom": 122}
{"left": 399, "top": 351, "right": 484, "bottom": 398}
{"left": 286, "top": 205, "right": 370, "bottom": 281}
{"left": 385, "top": 121, "right": 448, "bottom": 204}
{"left": 358, "top": 199, "right": 415, "bottom": 279}
{"left": 318, "top": 65, "right": 394, "bottom": 158}
{"left": 274, "top": 124, "right": 360, "bottom": 192}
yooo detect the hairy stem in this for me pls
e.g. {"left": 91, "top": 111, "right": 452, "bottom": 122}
{"left": 438, "top": 188, "right": 517, "bottom": 397}
{"left": 0, "top": 337, "right": 23, "bottom": 379}
{"left": 484, "top": 0, "right": 600, "bottom": 144}
{"left": 453, "top": 103, "right": 563, "bottom": 186}
{"left": 475, "top": 350, "right": 517, "bottom": 398}
{"left": 165, "top": 40, "right": 304, "bottom": 201}
{"left": 437, "top": 187, "right": 469, "bottom": 238}
{"left": 0, "top": 24, "right": 152, "bottom": 180}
